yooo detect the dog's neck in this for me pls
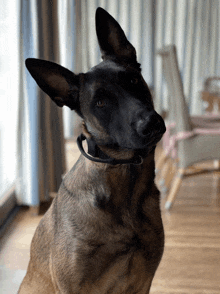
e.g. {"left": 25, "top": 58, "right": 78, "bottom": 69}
{"left": 77, "top": 133, "right": 144, "bottom": 166}
{"left": 77, "top": 123, "right": 156, "bottom": 166}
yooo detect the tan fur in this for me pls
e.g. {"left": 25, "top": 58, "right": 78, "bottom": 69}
{"left": 19, "top": 141, "right": 164, "bottom": 294}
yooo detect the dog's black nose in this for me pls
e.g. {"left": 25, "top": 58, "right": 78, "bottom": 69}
{"left": 136, "top": 111, "right": 165, "bottom": 137}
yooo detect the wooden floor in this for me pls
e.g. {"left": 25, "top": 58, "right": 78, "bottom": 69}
{"left": 0, "top": 142, "right": 220, "bottom": 293}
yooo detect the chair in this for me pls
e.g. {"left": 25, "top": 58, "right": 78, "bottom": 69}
{"left": 157, "top": 45, "right": 220, "bottom": 210}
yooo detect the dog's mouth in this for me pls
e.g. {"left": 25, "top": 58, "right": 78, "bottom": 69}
{"left": 111, "top": 126, "right": 165, "bottom": 153}
{"left": 145, "top": 130, "right": 165, "bottom": 147}
{"left": 132, "top": 110, "right": 166, "bottom": 149}
{"left": 134, "top": 137, "right": 161, "bottom": 157}
{"left": 133, "top": 130, "right": 165, "bottom": 160}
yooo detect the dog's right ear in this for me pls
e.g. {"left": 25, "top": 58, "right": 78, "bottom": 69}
{"left": 25, "top": 58, "right": 81, "bottom": 112}
{"left": 95, "top": 7, "right": 137, "bottom": 64}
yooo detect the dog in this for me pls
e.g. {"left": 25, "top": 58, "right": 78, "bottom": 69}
{"left": 19, "top": 7, "right": 166, "bottom": 294}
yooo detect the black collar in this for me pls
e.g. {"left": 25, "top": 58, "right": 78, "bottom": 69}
{"left": 76, "top": 134, "right": 143, "bottom": 165}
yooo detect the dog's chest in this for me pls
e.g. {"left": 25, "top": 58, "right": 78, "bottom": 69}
{"left": 73, "top": 206, "right": 164, "bottom": 293}
{"left": 77, "top": 248, "right": 158, "bottom": 294}
{"left": 61, "top": 160, "right": 164, "bottom": 292}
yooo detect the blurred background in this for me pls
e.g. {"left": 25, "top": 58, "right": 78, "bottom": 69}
{"left": 0, "top": 0, "right": 220, "bottom": 293}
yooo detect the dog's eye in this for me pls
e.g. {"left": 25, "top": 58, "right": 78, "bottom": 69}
{"left": 96, "top": 100, "right": 105, "bottom": 108}
{"left": 130, "top": 77, "right": 139, "bottom": 85}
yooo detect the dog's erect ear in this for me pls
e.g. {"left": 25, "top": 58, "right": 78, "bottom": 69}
{"left": 96, "top": 7, "right": 137, "bottom": 63}
{"left": 25, "top": 58, "right": 80, "bottom": 111}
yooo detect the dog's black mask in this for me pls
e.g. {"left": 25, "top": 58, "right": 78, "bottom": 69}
{"left": 25, "top": 7, "right": 166, "bottom": 151}
{"left": 82, "top": 61, "right": 165, "bottom": 150}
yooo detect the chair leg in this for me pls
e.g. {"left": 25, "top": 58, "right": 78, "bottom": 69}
{"left": 155, "top": 149, "right": 167, "bottom": 175}
{"left": 159, "top": 157, "right": 173, "bottom": 192}
{"left": 163, "top": 158, "right": 177, "bottom": 192}
{"left": 165, "top": 168, "right": 185, "bottom": 210}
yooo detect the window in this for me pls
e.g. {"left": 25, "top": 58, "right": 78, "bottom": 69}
{"left": 0, "top": 0, "right": 19, "bottom": 222}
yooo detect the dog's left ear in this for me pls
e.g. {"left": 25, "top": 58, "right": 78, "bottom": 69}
{"left": 25, "top": 58, "right": 81, "bottom": 113}
{"left": 96, "top": 7, "right": 137, "bottom": 63}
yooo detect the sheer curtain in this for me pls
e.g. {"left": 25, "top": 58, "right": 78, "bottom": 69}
{"left": 58, "top": 0, "right": 80, "bottom": 138}
{"left": 75, "top": 0, "right": 155, "bottom": 86}
{"left": 17, "top": 0, "right": 66, "bottom": 206}
{"left": 76, "top": 0, "right": 220, "bottom": 115}
{"left": 0, "top": 0, "right": 19, "bottom": 199}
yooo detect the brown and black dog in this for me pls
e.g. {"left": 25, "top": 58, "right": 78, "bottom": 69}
{"left": 19, "top": 7, "right": 166, "bottom": 294}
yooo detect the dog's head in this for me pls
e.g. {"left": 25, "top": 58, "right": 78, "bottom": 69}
{"left": 26, "top": 8, "right": 165, "bottom": 151}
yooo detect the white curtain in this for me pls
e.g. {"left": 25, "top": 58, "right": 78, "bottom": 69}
{"left": 76, "top": 0, "right": 155, "bottom": 86}
{"left": 0, "top": 0, "right": 19, "bottom": 199}
{"left": 17, "top": 0, "right": 66, "bottom": 206}
{"left": 76, "top": 0, "right": 220, "bottom": 115}
{"left": 58, "top": 0, "right": 80, "bottom": 138}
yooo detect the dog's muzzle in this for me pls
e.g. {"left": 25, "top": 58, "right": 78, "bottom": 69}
{"left": 136, "top": 110, "right": 166, "bottom": 143}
